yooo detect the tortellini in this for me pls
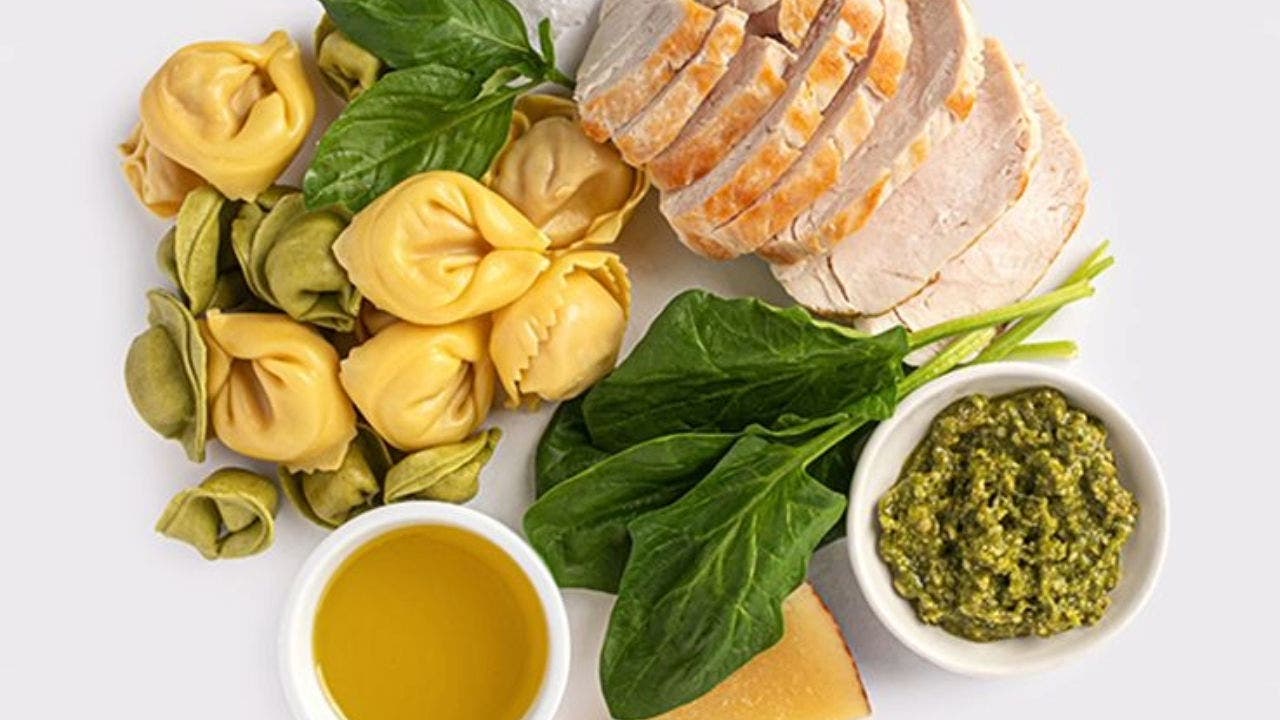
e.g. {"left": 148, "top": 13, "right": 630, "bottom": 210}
{"left": 156, "top": 468, "right": 279, "bottom": 560}
{"left": 333, "top": 171, "right": 551, "bottom": 326}
{"left": 202, "top": 311, "right": 357, "bottom": 472}
{"left": 340, "top": 318, "right": 497, "bottom": 452}
{"left": 120, "top": 124, "right": 206, "bottom": 218}
{"left": 125, "top": 290, "right": 209, "bottom": 462}
{"left": 122, "top": 31, "right": 316, "bottom": 213}
{"left": 315, "top": 15, "right": 386, "bottom": 101}
{"left": 356, "top": 302, "right": 399, "bottom": 340}
{"left": 488, "top": 94, "right": 649, "bottom": 249}
{"left": 384, "top": 430, "right": 502, "bottom": 505}
{"left": 280, "top": 426, "right": 392, "bottom": 529}
{"left": 491, "top": 252, "right": 631, "bottom": 406}
{"left": 156, "top": 186, "right": 251, "bottom": 314}
{"left": 231, "top": 189, "right": 361, "bottom": 331}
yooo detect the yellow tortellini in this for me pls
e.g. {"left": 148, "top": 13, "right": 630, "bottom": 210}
{"left": 491, "top": 252, "right": 631, "bottom": 407}
{"left": 333, "top": 171, "right": 551, "bottom": 326}
{"left": 340, "top": 318, "right": 497, "bottom": 452}
{"left": 488, "top": 95, "right": 649, "bottom": 249}
{"left": 201, "top": 311, "right": 356, "bottom": 472}
{"left": 120, "top": 125, "right": 206, "bottom": 218}
{"left": 356, "top": 302, "right": 400, "bottom": 341}
{"left": 121, "top": 31, "right": 316, "bottom": 214}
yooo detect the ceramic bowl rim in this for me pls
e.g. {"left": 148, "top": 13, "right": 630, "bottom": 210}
{"left": 847, "top": 362, "right": 1169, "bottom": 677}
{"left": 278, "top": 502, "right": 571, "bottom": 720}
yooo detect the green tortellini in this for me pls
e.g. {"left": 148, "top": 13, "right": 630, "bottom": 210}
{"left": 231, "top": 189, "right": 361, "bottom": 332}
{"left": 125, "top": 290, "right": 209, "bottom": 462}
{"left": 155, "top": 468, "right": 279, "bottom": 560}
{"left": 315, "top": 15, "right": 386, "bottom": 102}
{"left": 280, "top": 426, "right": 394, "bottom": 529}
{"left": 283, "top": 428, "right": 501, "bottom": 528}
{"left": 384, "top": 430, "right": 502, "bottom": 505}
{"left": 155, "top": 186, "right": 252, "bottom": 315}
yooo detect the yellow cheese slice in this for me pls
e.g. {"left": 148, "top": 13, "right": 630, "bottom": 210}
{"left": 656, "top": 583, "right": 872, "bottom": 720}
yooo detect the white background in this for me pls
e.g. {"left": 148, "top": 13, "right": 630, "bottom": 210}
{"left": 2, "top": 0, "right": 1277, "bottom": 717}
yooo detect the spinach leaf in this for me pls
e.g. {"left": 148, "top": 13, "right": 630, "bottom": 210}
{"left": 599, "top": 392, "right": 897, "bottom": 719}
{"left": 303, "top": 64, "right": 517, "bottom": 213}
{"left": 810, "top": 421, "right": 877, "bottom": 547}
{"left": 320, "top": 0, "right": 542, "bottom": 79}
{"left": 526, "top": 431, "right": 739, "bottom": 593}
{"left": 527, "top": 413, "right": 852, "bottom": 593}
{"left": 535, "top": 398, "right": 610, "bottom": 497}
{"left": 582, "top": 291, "right": 908, "bottom": 451}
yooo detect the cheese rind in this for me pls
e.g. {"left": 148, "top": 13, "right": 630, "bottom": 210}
{"left": 655, "top": 583, "right": 872, "bottom": 720}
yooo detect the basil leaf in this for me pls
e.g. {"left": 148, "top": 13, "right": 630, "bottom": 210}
{"left": 599, "top": 392, "right": 897, "bottom": 719}
{"left": 583, "top": 291, "right": 909, "bottom": 450}
{"left": 320, "top": 0, "right": 541, "bottom": 78}
{"left": 303, "top": 64, "right": 516, "bottom": 213}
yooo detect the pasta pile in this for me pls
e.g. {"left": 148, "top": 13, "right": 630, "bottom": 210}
{"left": 121, "top": 33, "right": 649, "bottom": 560}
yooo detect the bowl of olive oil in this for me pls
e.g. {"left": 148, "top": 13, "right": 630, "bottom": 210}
{"left": 280, "top": 503, "right": 571, "bottom": 720}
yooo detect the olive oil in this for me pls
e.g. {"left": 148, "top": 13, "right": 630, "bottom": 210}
{"left": 314, "top": 524, "right": 549, "bottom": 720}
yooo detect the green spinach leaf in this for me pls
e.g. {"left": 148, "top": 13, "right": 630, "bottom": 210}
{"left": 810, "top": 421, "right": 877, "bottom": 547}
{"left": 582, "top": 291, "right": 908, "bottom": 451}
{"left": 535, "top": 398, "right": 610, "bottom": 498}
{"left": 320, "top": 0, "right": 542, "bottom": 79}
{"left": 303, "top": 64, "right": 517, "bottom": 213}
{"left": 526, "top": 431, "right": 739, "bottom": 593}
{"left": 528, "top": 413, "right": 853, "bottom": 593}
{"left": 598, "top": 392, "right": 896, "bottom": 719}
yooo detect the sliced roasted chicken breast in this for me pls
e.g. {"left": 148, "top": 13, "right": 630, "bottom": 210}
{"left": 662, "top": 0, "right": 886, "bottom": 255}
{"left": 648, "top": 36, "right": 794, "bottom": 191}
{"left": 577, "top": 0, "right": 717, "bottom": 143}
{"left": 614, "top": 6, "right": 750, "bottom": 165}
{"left": 775, "top": 38, "right": 1043, "bottom": 316}
{"left": 709, "top": 0, "right": 910, "bottom": 256}
{"left": 761, "top": 0, "right": 982, "bottom": 263}
{"left": 855, "top": 81, "right": 1089, "bottom": 335}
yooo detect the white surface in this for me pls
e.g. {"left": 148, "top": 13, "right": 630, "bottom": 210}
{"left": 1, "top": 0, "right": 1277, "bottom": 718}
{"left": 848, "top": 363, "right": 1169, "bottom": 678}
{"left": 278, "top": 503, "right": 571, "bottom": 720}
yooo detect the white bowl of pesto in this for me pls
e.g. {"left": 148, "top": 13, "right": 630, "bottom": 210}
{"left": 279, "top": 502, "right": 571, "bottom": 720}
{"left": 847, "top": 362, "right": 1169, "bottom": 678}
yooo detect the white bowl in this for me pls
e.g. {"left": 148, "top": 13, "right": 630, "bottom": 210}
{"left": 847, "top": 362, "right": 1169, "bottom": 677}
{"left": 279, "top": 503, "right": 571, "bottom": 720}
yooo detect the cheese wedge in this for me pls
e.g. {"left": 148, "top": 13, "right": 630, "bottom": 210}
{"left": 655, "top": 583, "right": 872, "bottom": 720}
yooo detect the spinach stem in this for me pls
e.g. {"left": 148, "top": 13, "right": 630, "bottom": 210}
{"left": 907, "top": 282, "right": 1095, "bottom": 350}
{"left": 990, "top": 341, "right": 1080, "bottom": 363}
{"left": 973, "top": 247, "right": 1114, "bottom": 364}
{"left": 898, "top": 329, "right": 998, "bottom": 397}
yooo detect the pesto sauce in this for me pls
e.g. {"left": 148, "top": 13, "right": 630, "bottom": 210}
{"left": 877, "top": 388, "right": 1139, "bottom": 642}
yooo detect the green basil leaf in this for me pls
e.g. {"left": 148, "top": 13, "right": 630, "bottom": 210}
{"left": 320, "top": 0, "right": 542, "bottom": 78}
{"left": 599, "top": 392, "right": 897, "bottom": 719}
{"left": 582, "top": 291, "right": 909, "bottom": 450}
{"left": 304, "top": 64, "right": 516, "bottom": 213}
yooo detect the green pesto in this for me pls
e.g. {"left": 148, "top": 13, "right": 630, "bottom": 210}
{"left": 877, "top": 388, "right": 1138, "bottom": 642}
